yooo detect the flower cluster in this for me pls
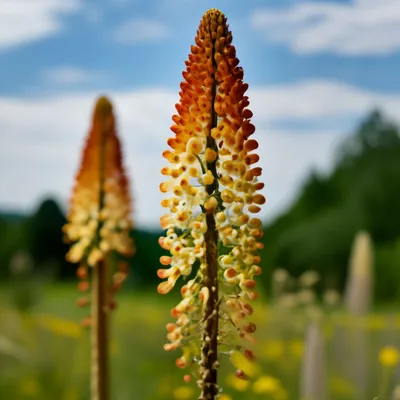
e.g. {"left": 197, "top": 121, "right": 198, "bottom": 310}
{"left": 158, "top": 8, "right": 265, "bottom": 381}
{"left": 63, "top": 97, "right": 134, "bottom": 313}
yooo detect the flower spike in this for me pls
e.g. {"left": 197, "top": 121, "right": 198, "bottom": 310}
{"left": 158, "top": 9, "right": 265, "bottom": 399}
{"left": 63, "top": 97, "right": 134, "bottom": 267}
{"left": 63, "top": 96, "right": 134, "bottom": 400}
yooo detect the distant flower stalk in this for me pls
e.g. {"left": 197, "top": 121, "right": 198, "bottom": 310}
{"left": 300, "top": 323, "right": 327, "bottom": 400}
{"left": 158, "top": 9, "right": 265, "bottom": 399}
{"left": 343, "top": 231, "right": 373, "bottom": 399}
{"left": 344, "top": 230, "right": 373, "bottom": 315}
{"left": 63, "top": 97, "right": 134, "bottom": 400}
{"left": 63, "top": 97, "right": 133, "bottom": 269}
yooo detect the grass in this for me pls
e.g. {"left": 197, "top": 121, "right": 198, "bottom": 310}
{"left": 1, "top": 282, "right": 400, "bottom": 399}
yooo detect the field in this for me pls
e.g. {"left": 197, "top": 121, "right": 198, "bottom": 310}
{"left": 1, "top": 283, "right": 400, "bottom": 400}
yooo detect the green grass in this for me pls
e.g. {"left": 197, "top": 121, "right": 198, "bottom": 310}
{"left": 0, "top": 283, "right": 399, "bottom": 400}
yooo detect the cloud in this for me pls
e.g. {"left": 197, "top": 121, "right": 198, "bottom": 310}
{"left": 0, "top": 0, "right": 81, "bottom": 51}
{"left": 41, "top": 67, "right": 104, "bottom": 85}
{"left": 0, "top": 79, "right": 399, "bottom": 229}
{"left": 0, "top": 89, "right": 177, "bottom": 229}
{"left": 250, "top": 0, "right": 400, "bottom": 56}
{"left": 113, "top": 18, "right": 171, "bottom": 44}
{"left": 249, "top": 80, "right": 400, "bottom": 125}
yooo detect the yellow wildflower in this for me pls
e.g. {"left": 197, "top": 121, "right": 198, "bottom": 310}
{"left": 226, "top": 374, "right": 250, "bottom": 391}
{"left": 252, "top": 375, "right": 282, "bottom": 394}
{"left": 261, "top": 339, "right": 285, "bottom": 360}
{"left": 38, "top": 314, "right": 81, "bottom": 339}
{"left": 173, "top": 386, "right": 195, "bottom": 400}
{"left": 230, "top": 350, "right": 259, "bottom": 377}
{"left": 379, "top": 346, "right": 400, "bottom": 367}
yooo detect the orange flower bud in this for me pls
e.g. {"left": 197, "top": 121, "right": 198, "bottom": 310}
{"left": 164, "top": 343, "right": 178, "bottom": 352}
{"left": 77, "top": 297, "right": 89, "bottom": 307}
{"left": 81, "top": 316, "right": 92, "bottom": 328}
{"left": 243, "top": 323, "right": 256, "bottom": 334}
{"left": 244, "top": 349, "right": 255, "bottom": 360}
{"left": 160, "top": 256, "right": 172, "bottom": 266}
{"left": 176, "top": 356, "right": 187, "bottom": 369}
{"left": 241, "top": 279, "right": 257, "bottom": 289}
{"left": 235, "top": 369, "right": 249, "bottom": 380}
{"left": 166, "top": 323, "right": 178, "bottom": 333}
{"left": 158, "top": 280, "right": 175, "bottom": 295}
{"left": 248, "top": 205, "right": 261, "bottom": 213}
{"left": 78, "top": 281, "right": 89, "bottom": 292}
{"left": 76, "top": 266, "right": 88, "bottom": 280}
{"left": 253, "top": 194, "right": 266, "bottom": 205}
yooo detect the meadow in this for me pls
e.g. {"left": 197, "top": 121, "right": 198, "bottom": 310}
{"left": 1, "top": 279, "right": 400, "bottom": 400}
{"left": 0, "top": 8, "right": 399, "bottom": 400}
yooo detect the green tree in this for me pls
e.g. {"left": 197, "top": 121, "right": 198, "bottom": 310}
{"left": 262, "top": 109, "right": 400, "bottom": 298}
{"left": 24, "top": 198, "right": 70, "bottom": 278}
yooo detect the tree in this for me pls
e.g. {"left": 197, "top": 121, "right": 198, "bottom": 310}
{"left": 25, "top": 198, "right": 70, "bottom": 278}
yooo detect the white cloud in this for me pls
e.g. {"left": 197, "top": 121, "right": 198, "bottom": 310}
{"left": 113, "top": 18, "right": 170, "bottom": 44}
{"left": 250, "top": 0, "right": 400, "bottom": 55}
{"left": 0, "top": 89, "right": 177, "bottom": 229}
{"left": 249, "top": 80, "right": 400, "bottom": 124}
{"left": 41, "top": 66, "right": 104, "bottom": 85}
{"left": 0, "top": 79, "right": 399, "bottom": 229}
{"left": 0, "top": 0, "right": 81, "bottom": 51}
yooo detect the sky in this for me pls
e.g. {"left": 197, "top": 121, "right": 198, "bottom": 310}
{"left": 1, "top": 0, "right": 400, "bottom": 229}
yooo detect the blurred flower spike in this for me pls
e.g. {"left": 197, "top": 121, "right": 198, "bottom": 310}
{"left": 158, "top": 8, "right": 265, "bottom": 398}
{"left": 63, "top": 96, "right": 134, "bottom": 305}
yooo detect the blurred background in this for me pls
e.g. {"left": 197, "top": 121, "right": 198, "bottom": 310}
{"left": 1, "top": 0, "right": 400, "bottom": 399}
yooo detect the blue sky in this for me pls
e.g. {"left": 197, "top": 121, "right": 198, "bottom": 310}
{"left": 0, "top": 0, "right": 399, "bottom": 228}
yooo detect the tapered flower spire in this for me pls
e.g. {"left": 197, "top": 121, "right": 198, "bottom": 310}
{"left": 63, "top": 96, "right": 134, "bottom": 400}
{"left": 344, "top": 230, "right": 373, "bottom": 315}
{"left": 64, "top": 97, "right": 134, "bottom": 267}
{"left": 158, "top": 9, "right": 264, "bottom": 399}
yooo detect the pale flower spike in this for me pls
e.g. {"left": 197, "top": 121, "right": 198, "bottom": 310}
{"left": 158, "top": 9, "right": 265, "bottom": 399}
{"left": 63, "top": 97, "right": 134, "bottom": 268}
{"left": 63, "top": 97, "right": 135, "bottom": 400}
{"left": 63, "top": 97, "right": 135, "bottom": 312}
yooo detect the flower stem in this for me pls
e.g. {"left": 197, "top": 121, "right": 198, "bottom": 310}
{"left": 199, "top": 31, "right": 220, "bottom": 400}
{"left": 91, "top": 259, "right": 109, "bottom": 400}
{"left": 200, "top": 214, "right": 219, "bottom": 399}
{"left": 91, "top": 114, "right": 109, "bottom": 400}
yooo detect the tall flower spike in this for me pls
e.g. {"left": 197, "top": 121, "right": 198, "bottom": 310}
{"left": 64, "top": 97, "right": 134, "bottom": 267}
{"left": 158, "top": 9, "right": 265, "bottom": 400}
{"left": 63, "top": 97, "right": 134, "bottom": 400}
